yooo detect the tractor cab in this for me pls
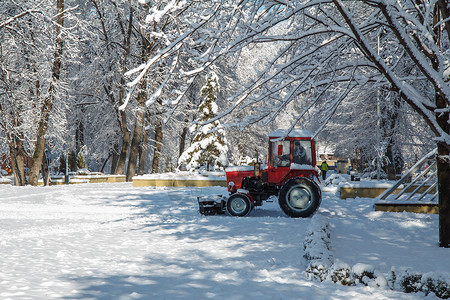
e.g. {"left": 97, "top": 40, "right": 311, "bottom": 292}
{"left": 266, "top": 129, "right": 317, "bottom": 186}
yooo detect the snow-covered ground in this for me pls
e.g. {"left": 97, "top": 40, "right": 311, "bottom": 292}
{"left": 0, "top": 182, "right": 448, "bottom": 299}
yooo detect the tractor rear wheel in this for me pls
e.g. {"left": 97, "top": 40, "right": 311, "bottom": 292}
{"left": 278, "top": 177, "right": 321, "bottom": 218}
{"left": 226, "top": 193, "right": 252, "bottom": 216}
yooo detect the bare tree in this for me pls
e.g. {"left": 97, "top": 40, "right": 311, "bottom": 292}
{"left": 28, "top": 0, "right": 65, "bottom": 186}
{"left": 0, "top": 0, "right": 73, "bottom": 185}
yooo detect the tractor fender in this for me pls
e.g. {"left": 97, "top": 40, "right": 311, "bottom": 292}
{"left": 237, "top": 188, "right": 250, "bottom": 194}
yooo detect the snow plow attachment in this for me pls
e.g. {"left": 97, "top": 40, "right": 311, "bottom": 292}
{"left": 197, "top": 195, "right": 227, "bottom": 216}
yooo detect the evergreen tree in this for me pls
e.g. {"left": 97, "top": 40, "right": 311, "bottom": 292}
{"left": 178, "top": 72, "right": 229, "bottom": 172}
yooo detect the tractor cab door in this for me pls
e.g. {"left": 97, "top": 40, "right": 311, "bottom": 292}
{"left": 268, "top": 140, "right": 291, "bottom": 184}
{"left": 270, "top": 140, "right": 291, "bottom": 167}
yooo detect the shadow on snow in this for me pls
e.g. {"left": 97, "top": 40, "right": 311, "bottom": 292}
{"left": 62, "top": 186, "right": 312, "bottom": 299}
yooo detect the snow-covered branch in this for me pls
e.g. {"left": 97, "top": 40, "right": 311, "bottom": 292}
{"left": 0, "top": 9, "right": 43, "bottom": 30}
{"left": 121, "top": 3, "right": 222, "bottom": 111}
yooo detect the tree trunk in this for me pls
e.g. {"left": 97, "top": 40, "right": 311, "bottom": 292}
{"left": 126, "top": 22, "right": 150, "bottom": 181}
{"left": 436, "top": 91, "right": 450, "bottom": 248}
{"left": 28, "top": 0, "right": 64, "bottom": 186}
{"left": 109, "top": 5, "right": 133, "bottom": 175}
{"left": 114, "top": 111, "right": 130, "bottom": 175}
{"left": 126, "top": 105, "right": 145, "bottom": 181}
{"left": 110, "top": 142, "right": 119, "bottom": 174}
{"left": 382, "top": 95, "right": 402, "bottom": 180}
{"left": 75, "top": 121, "right": 84, "bottom": 153}
{"left": 28, "top": 100, "right": 51, "bottom": 186}
{"left": 138, "top": 122, "right": 150, "bottom": 175}
{"left": 126, "top": 72, "right": 147, "bottom": 181}
{"left": 436, "top": 0, "right": 450, "bottom": 248}
{"left": 41, "top": 151, "right": 50, "bottom": 186}
{"left": 152, "top": 117, "right": 163, "bottom": 173}
{"left": 9, "top": 138, "right": 25, "bottom": 186}
{"left": 384, "top": 146, "right": 396, "bottom": 180}
{"left": 100, "top": 154, "right": 111, "bottom": 173}
{"left": 179, "top": 122, "right": 189, "bottom": 158}
{"left": 437, "top": 142, "right": 450, "bottom": 248}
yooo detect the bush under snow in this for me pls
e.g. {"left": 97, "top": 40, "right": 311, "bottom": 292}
{"left": 303, "top": 214, "right": 450, "bottom": 298}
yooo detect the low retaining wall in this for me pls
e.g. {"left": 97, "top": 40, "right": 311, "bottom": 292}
{"left": 374, "top": 203, "right": 439, "bottom": 214}
{"left": 38, "top": 175, "right": 126, "bottom": 185}
{"left": 132, "top": 173, "right": 227, "bottom": 187}
{"left": 340, "top": 187, "right": 400, "bottom": 199}
{"left": 340, "top": 184, "right": 436, "bottom": 199}
{"left": 78, "top": 175, "right": 126, "bottom": 183}
{"left": 43, "top": 179, "right": 89, "bottom": 185}
{"left": 133, "top": 177, "right": 227, "bottom": 187}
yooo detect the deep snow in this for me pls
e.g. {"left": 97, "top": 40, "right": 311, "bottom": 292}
{"left": 0, "top": 182, "right": 448, "bottom": 299}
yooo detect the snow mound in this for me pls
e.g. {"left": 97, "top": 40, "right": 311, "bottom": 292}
{"left": 303, "top": 214, "right": 333, "bottom": 281}
{"left": 324, "top": 174, "right": 347, "bottom": 186}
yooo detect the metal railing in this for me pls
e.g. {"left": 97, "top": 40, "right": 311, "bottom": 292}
{"left": 377, "top": 148, "right": 438, "bottom": 202}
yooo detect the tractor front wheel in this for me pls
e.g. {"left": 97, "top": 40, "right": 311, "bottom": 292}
{"left": 226, "top": 193, "right": 252, "bottom": 216}
{"left": 278, "top": 177, "right": 321, "bottom": 218}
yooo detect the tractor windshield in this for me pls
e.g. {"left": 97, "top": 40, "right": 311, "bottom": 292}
{"left": 270, "top": 140, "right": 290, "bottom": 167}
{"left": 292, "top": 140, "right": 313, "bottom": 166}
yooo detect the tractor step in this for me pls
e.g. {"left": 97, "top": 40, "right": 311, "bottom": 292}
{"left": 197, "top": 195, "right": 227, "bottom": 216}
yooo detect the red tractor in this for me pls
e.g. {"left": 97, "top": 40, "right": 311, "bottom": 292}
{"left": 198, "top": 129, "right": 321, "bottom": 217}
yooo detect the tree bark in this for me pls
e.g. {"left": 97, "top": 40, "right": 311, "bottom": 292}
{"left": 179, "top": 120, "right": 189, "bottom": 158}
{"left": 100, "top": 153, "right": 111, "bottom": 173}
{"left": 28, "top": 96, "right": 53, "bottom": 186}
{"left": 28, "top": 0, "right": 64, "bottom": 186}
{"left": 110, "top": 142, "right": 119, "bottom": 174}
{"left": 436, "top": 91, "right": 450, "bottom": 248}
{"left": 41, "top": 150, "right": 50, "bottom": 186}
{"left": 126, "top": 102, "right": 145, "bottom": 181}
{"left": 114, "top": 111, "right": 130, "bottom": 175}
{"left": 437, "top": 142, "right": 450, "bottom": 248}
{"left": 126, "top": 68, "right": 147, "bottom": 180}
{"left": 9, "top": 137, "right": 25, "bottom": 186}
{"left": 382, "top": 95, "right": 402, "bottom": 180}
{"left": 433, "top": 3, "right": 450, "bottom": 246}
{"left": 75, "top": 121, "right": 84, "bottom": 153}
{"left": 152, "top": 117, "right": 163, "bottom": 173}
{"left": 137, "top": 110, "right": 151, "bottom": 175}
{"left": 138, "top": 121, "right": 150, "bottom": 175}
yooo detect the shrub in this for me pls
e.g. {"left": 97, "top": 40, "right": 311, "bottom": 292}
{"left": 305, "top": 261, "right": 329, "bottom": 281}
{"left": 352, "top": 263, "right": 375, "bottom": 285}
{"left": 422, "top": 273, "right": 450, "bottom": 299}
{"left": 328, "top": 263, "right": 355, "bottom": 286}
{"left": 396, "top": 269, "right": 423, "bottom": 293}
